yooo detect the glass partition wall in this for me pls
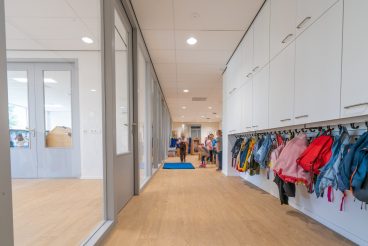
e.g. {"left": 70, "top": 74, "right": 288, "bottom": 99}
{"left": 1, "top": 0, "right": 172, "bottom": 244}
{"left": 4, "top": 0, "right": 105, "bottom": 244}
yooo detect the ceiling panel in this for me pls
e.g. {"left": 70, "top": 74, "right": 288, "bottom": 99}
{"left": 173, "top": 0, "right": 263, "bottom": 30}
{"left": 175, "top": 30, "right": 244, "bottom": 50}
{"left": 142, "top": 30, "right": 176, "bottom": 50}
{"left": 176, "top": 50, "right": 231, "bottom": 64}
{"left": 150, "top": 50, "right": 176, "bottom": 63}
{"left": 131, "top": 0, "right": 174, "bottom": 30}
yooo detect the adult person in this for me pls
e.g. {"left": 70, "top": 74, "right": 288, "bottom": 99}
{"left": 216, "top": 130, "right": 223, "bottom": 171}
{"left": 212, "top": 134, "right": 217, "bottom": 164}
{"left": 205, "top": 135, "right": 213, "bottom": 163}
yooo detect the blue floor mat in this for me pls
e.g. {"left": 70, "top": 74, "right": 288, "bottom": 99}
{"left": 163, "top": 162, "right": 195, "bottom": 169}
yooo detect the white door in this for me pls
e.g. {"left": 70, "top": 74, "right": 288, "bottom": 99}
{"left": 8, "top": 62, "right": 80, "bottom": 178}
{"left": 270, "top": 0, "right": 296, "bottom": 59}
{"left": 114, "top": 5, "right": 135, "bottom": 211}
{"left": 269, "top": 42, "right": 295, "bottom": 128}
{"left": 253, "top": 0, "right": 270, "bottom": 71}
{"left": 242, "top": 27, "right": 254, "bottom": 78}
{"left": 341, "top": 0, "right": 368, "bottom": 118}
{"left": 294, "top": 1, "right": 343, "bottom": 124}
{"left": 7, "top": 63, "right": 37, "bottom": 178}
{"left": 296, "top": 0, "right": 339, "bottom": 35}
{"left": 242, "top": 79, "right": 253, "bottom": 131}
{"left": 252, "top": 65, "right": 269, "bottom": 131}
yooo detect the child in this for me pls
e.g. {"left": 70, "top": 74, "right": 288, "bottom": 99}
{"left": 199, "top": 143, "right": 209, "bottom": 168}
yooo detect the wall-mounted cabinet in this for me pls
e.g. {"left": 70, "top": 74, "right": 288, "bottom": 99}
{"left": 252, "top": 65, "right": 269, "bottom": 131}
{"left": 341, "top": 0, "right": 368, "bottom": 118}
{"left": 294, "top": 1, "right": 343, "bottom": 124}
{"left": 296, "top": 0, "right": 339, "bottom": 35}
{"left": 269, "top": 42, "right": 295, "bottom": 128}
{"left": 241, "top": 79, "right": 253, "bottom": 132}
{"left": 253, "top": 1, "right": 270, "bottom": 73}
{"left": 242, "top": 28, "right": 254, "bottom": 79}
{"left": 270, "top": 0, "right": 296, "bottom": 60}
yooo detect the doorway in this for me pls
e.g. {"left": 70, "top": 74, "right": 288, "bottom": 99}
{"left": 7, "top": 62, "right": 80, "bottom": 178}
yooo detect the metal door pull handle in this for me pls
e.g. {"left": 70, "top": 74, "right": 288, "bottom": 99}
{"left": 295, "top": 114, "right": 309, "bottom": 119}
{"left": 344, "top": 102, "right": 368, "bottom": 109}
{"left": 297, "top": 17, "right": 311, "bottom": 29}
{"left": 281, "top": 34, "right": 293, "bottom": 44}
{"left": 280, "top": 118, "right": 291, "bottom": 122}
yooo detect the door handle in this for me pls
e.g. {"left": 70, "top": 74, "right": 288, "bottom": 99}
{"left": 297, "top": 17, "right": 311, "bottom": 29}
{"left": 246, "top": 73, "right": 252, "bottom": 78}
{"left": 280, "top": 118, "right": 291, "bottom": 122}
{"left": 252, "top": 66, "right": 259, "bottom": 72}
{"left": 295, "top": 114, "right": 309, "bottom": 119}
{"left": 281, "top": 34, "right": 293, "bottom": 44}
{"left": 344, "top": 102, "right": 368, "bottom": 109}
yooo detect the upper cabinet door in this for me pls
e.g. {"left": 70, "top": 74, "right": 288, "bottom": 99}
{"left": 242, "top": 78, "right": 253, "bottom": 131}
{"left": 269, "top": 42, "right": 295, "bottom": 129}
{"left": 341, "top": 0, "right": 368, "bottom": 118}
{"left": 252, "top": 65, "right": 270, "bottom": 131}
{"left": 242, "top": 27, "right": 254, "bottom": 78}
{"left": 294, "top": 1, "right": 343, "bottom": 124}
{"left": 270, "top": 0, "right": 296, "bottom": 60}
{"left": 253, "top": 1, "right": 270, "bottom": 72}
{"left": 296, "top": 0, "right": 339, "bottom": 35}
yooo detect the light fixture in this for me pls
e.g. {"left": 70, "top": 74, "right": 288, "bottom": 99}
{"left": 81, "top": 36, "right": 94, "bottom": 44}
{"left": 44, "top": 78, "right": 58, "bottom": 84}
{"left": 90, "top": 89, "right": 97, "bottom": 92}
{"left": 208, "top": 106, "right": 212, "bottom": 110}
{"left": 181, "top": 106, "right": 187, "bottom": 110}
{"left": 181, "top": 115, "right": 185, "bottom": 118}
{"left": 183, "top": 89, "right": 189, "bottom": 93}
{"left": 13, "top": 78, "right": 27, "bottom": 83}
{"left": 186, "top": 37, "right": 197, "bottom": 45}
{"left": 200, "top": 115, "right": 205, "bottom": 118}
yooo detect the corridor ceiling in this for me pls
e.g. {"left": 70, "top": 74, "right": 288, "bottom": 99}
{"left": 131, "top": 0, "right": 264, "bottom": 123}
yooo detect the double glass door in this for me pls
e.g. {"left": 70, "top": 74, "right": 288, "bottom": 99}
{"left": 7, "top": 62, "right": 80, "bottom": 178}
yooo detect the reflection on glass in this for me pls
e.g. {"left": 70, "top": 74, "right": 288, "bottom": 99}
{"left": 43, "top": 70, "right": 72, "bottom": 148}
{"left": 8, "top": 70, "right": 30, "bottom": 148}
{"left": 115, "top": 10, "right": 130, "bottom": 155}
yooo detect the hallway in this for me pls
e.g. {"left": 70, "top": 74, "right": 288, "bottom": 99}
{"left": 104, "top": 155, "right": 352, "bottom": 246}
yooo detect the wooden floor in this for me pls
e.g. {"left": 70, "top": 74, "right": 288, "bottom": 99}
{"left": 103, "top": 155, "right": 353, "bottom": 246}
{"left": 12, "top": 179, "right": 103, "bottom": 246}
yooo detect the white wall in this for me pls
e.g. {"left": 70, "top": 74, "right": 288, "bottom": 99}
{"left": 172, "top": 122, "right": 220, "bottom": 143}
{"left": 7, "top": 50, "right": 104, "bottom": 179}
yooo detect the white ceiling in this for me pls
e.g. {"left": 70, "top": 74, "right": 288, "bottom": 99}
{"left": 131, "top": 0, "right": 264, "bottom": 123}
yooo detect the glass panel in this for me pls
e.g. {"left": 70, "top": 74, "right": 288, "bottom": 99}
{"left": 7, "top": 70, "right": 30, "bottom": 148}
{"left": 115, "top": 10, "right": 130, "bottom": 155}
{"left": 43, "top": 70, "right": 72, "bottom": 148}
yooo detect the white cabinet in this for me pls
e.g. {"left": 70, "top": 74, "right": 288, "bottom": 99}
{"left": 270, "top": 0, "right": 296, "bottom": 59}
{"left": 253, "top": 1, "right": 270, "bottom": 71}
{"left": 242, "top": 28, "right": 254, "bottom": 78}
{"left": 296, "top": 0, "right": 339, "bottom": 35}
{"left": 252, "top": 65, "right": 269, "bottom": 131}
{"left": 341, "top": 0, "right": 368, "bottom": 118}
{"left": 294, "top": 1, "right": 343, "bottom": 124}
{"left": 269, "top": 42, "right": 295, "bottom": 128}
{"left": 227, "top": 89, "right": 242, "bottom": 133}
{"left": 242, "top": 79, "right": 253, "bottom": 131}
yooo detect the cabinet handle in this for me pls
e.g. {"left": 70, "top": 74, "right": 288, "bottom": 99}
{"left": 280, "top": 118, "right": 291, "bottom": 122}
{"left": 252, "top": 125, "right": 259, "bottom": 128}
{"left": 295, "top": 114, "right": 309, "bottom": 119}
{"left": 281, "top": 34, "right": 293, "bottom": 44}
{"left": 245, "top": 126, "right": 252, "bottom": 129}
{"left": 297, "top": 17, "right": 311, "bottom": 29}
{"left": 344, "top": 102, "right": 368, "bottom": 109}
{"left": 228, "top": 88, "right": 237, "bottom": 95}
{"left": 246, "top": 73, "right": 252, "bottom": 78}
{"left": 252, "top": 66, "right": 259, "bottom": 72}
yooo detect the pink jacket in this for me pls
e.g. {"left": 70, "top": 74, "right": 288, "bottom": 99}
{"left": 273, "top": 134, "right": 311, "bottom": 186}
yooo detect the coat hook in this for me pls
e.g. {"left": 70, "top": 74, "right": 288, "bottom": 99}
{"left": 351, "top": 123, "right": 360, "bottom": 129}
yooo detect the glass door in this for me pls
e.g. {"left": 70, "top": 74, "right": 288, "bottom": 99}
{"left": 113, "top": 2, "right": 135, "bottom": 211}
{"left": 7, "top": 63, "right": 38, "bottom": 178}
{"left": 35, "top": 63, "right": 80, "bottom": 178}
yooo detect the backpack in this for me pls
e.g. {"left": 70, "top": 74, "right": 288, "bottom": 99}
{"left": 351, "top": 147, "right": 368, "bottom": 202}
{"left": 315, "top": 127, "right": 349, "bottom": 198}
{"left": 297, "top": 131, "right": 333, "bottom": 175}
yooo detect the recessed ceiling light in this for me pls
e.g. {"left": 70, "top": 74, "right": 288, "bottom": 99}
{"left": 208, "top": 106, "right": 212, "bottom": 109}
{"left": 44, "top": 78, "right": 58, "bottom": 84}
{"left": 181, "top": 106, "right": 187, "bottom": 110}
{"left": 90, "top": 89, "right": 97, "bottom": 92}
{"left": 82, "top": 37, "right": 94, "bottom": 44}
{"left": 200, "top": 115, "right": 205, "bottom": 118}
{"left": 183, "top": 89, "right": 189, "bottom": 93}
{"left": 181, "top": 115, "right": 185, "bottom": 118}
{"left": 186, "top": 37, "right": 197, "bottom": 45}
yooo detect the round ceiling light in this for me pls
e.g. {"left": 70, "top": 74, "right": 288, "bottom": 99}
{"left": 186, "top": 37, "right": 197, "bottom": 45}
{"left": 183, "top": 89, "right": 189, "bottom": 93}
{"left": 181, "top": 106, "right": 187, "bottom": 110}
{"left": 82, "top": 37, "right": 94, "bottom": 44}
